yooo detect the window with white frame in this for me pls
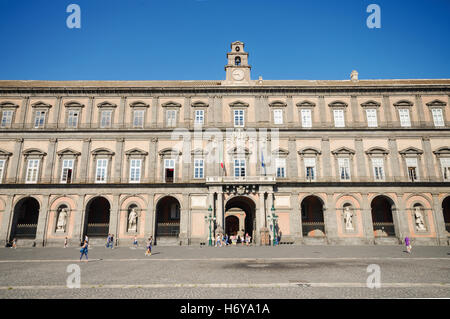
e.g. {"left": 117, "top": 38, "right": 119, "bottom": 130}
{"left": 234, "top": 109, "right": 244, "bottom": 127}
{"left": 275, "top": 158, "right": 286, "bottom": 178}
{"left": 26, "top": 159, "right": 40, "bottom": 183}
{"left": 333, "top": 109, "right": 345, "bottom": 127}
{"left": 372, "top": 158, "right": 385, "bottom": 181}
{"left": 100, "top": 110, "right": 112, "bottom": 128}
{"left": 133, "top": 110, "right": 144, "bottom": 128}
{"left": 406, "top": 157, "right": 419, "bottom": 181}
{"left": 440, "top": 158, "right": 450, "bottom": 181}
{"left": 60, "top": 159, "right": 74, "bottom": 183}
{"left": 194, "top": 110, "right": 204, "bottom": 125}
{"left": 67, "top": 110, "right": 79, "bottom": 128}
{"left": 365, "top": 109, "right": 378, "bottom": 127}
{"left": 0, "top": 159, "right": 5, "bottom": 183}
{"left": 1, "top": 110, "right": 13, "bottom": 128}
{"left": 34, "top": 110, "right": 46, "bottom": 128}
{"left": 166, "top": 110, "right": 177, "bottom": 127}
{"left": 193, "top": 158, "right": 204, "bottom": 179}
{"left": 431, "top": 108, "right": 444, "bottom": 127}
{"left": 304, "top": 157, "right": 316, "bottom": 181}
{"left": 129, "top": 159, "right": 141, "bottom": 183}
{"left": 234, "top": 158, "right": 246, "bottom": 178}
{"left": 338, "top": 158, "right": 351, "bottom": 180}
{"left": 95, "top": 159, "right": 108, "bottom": 183}
{"left": 398, "top": 109, "right": 411, "bottom": 127}
{"left": 301, "top": 109, "right": 312, "bottom": 128}
{"left": 164, "top": 158, "right": 175, "bottom": 182}
{"left": 273, "top": 109, "right": 283, "bottom": 124}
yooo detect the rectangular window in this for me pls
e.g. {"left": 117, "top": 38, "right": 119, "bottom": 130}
{"left": 372, "top": 158, "right": 384, "bottom": 181}
{"left": 194, "top": 158, "right": 204, "bottom": 179}
{"left": 194, "top": 110, "right": 204, "bottom": 125}
{"left": 100, "top": 110, "right": 112, "bottom": 128}
{"left": 304, "top": 157, "right": 316, "bottom": 181}
{"left": 398, "top": 109, "right": 411, "bottom": 127}
{"left": 273, "top": 109, "right": 283, "bottom": 124}
{"left": 301, "top": 109, "right": 312, "bottom": 128}
{"left": 129, "top": 159, "right": 142, "bottom": 183}
{"left": 338, "top": 158, "right": 351, "bottom": 180}
{"left": 26, "top": 159, "right": 40, "bottom": 183}
{"left": 164, "top": 159, "right": 175, "bottom": 182}
{"left": 333, "top": 109, "right": 345, "bottom": 127}
{"left": 234, "top": 110, "right": 244, "bottom": 127}
{"left": 1, "top": 110, "right": 13, "bottom": 128}
{"left": 60, "top": 159, "right": 74, "bottom": 184}
{"left": 234, "top": 158, "right": 246, "bottom": 178}
{"left": 0, "top": 159, "right": 5, "bottom": 183}
{"left": 133, "top": 110, "right": 144, "bottom": 128}
{"left": 95, "top": 159, "right": 108, "bottom": 183}
{"left": 276, "top": 158, "right": 286, "bottom": 178}
{"left": 67, "top": 110, "right": 79, "bottom": 128}
{"left": 406, "top": 157, "right": 419, "bottom": 181}
{"left": 440, "top": 158, "right": 450, "bottom": 181}
{"left": 432, "top": 109, "right": 444, "bottom": 127}
{"left": 34, "top": 110, "right": 46, "bottom": 128}
{"left": 166, "top": 110, "right": 177, "bottom": 127}
{"left": 366, "top": 109, "right": 378, "bottom": 127}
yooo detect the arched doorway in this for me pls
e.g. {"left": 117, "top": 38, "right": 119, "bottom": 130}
{"left": 10, "top": 197, "right": 40, "bottom": 240}
{"left": 225, "top": 213, "right": 241, "bottom": 236}
{"left": 84, "top": 197, "right": 110, "bottom": 238}
{"left": 225, "top": 196, "right": 256, "bottom": 242}
{"left": 155, "top": 196, "right": 181, "bottom": 243}
{"left": 301, "top": 195, "right": 325, "bottom": 237}
{"left": 443, "top": 196, "right": 450, "bottom": 234}
{"left": 371, "top": 195, "right": 396, "bottom": 237}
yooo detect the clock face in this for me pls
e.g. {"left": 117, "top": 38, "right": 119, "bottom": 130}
{"left": 232, "top": 69, "right": 245, "bottom": 81}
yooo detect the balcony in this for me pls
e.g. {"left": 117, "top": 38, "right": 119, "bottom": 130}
{"left": 206, "top": 176, "right": 276, "bottom": 185}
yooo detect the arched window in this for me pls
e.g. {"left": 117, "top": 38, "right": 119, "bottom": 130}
{"left": 235, "top": 57, "right": 241, "bottom": 66}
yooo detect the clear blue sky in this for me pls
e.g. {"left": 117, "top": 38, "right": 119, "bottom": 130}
{"left": 0, "top": 0, "right": 449, "bottom": 81}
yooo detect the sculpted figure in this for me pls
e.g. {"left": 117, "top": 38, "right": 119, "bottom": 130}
{"left": 128, "top": 208, "right": 138, "bottom": 232}
{"left": 414, "top": 207, "right": 426, "bottom": 231}
{"left": 56, "top": 208, "right": 68, "bottom": 232}
{"left": 343, "top": 206, "right": 354, "bottom": 230}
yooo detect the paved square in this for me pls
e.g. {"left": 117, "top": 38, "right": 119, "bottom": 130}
{"left": 0, "top": 245, "right": 449, "bottom": 299}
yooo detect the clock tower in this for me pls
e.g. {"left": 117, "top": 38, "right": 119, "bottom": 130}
{"left": 224, "top": 41, "right": 251, "bottom": 85}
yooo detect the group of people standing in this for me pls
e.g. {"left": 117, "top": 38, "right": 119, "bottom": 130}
{"left": 215, "top": 233, "right": 251, "bottom": 247}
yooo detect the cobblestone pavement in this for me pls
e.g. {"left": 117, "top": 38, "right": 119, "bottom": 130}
{"left": 0, "top": 245, "right": 449, "bottom": 299}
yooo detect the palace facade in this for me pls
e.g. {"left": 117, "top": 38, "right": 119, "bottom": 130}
{"left": 0, "top": 41, "right": 449, "bottom": 247}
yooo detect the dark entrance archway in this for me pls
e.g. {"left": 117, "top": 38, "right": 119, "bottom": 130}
{"left": 84, "top": 197, "right": 110, "bottom": 238}
{"left": 301, "top": 195, "right": 325, "bottom": 237}
{"left": 371, "top": 195, "right": 396, "bottom": 237}
{"left": 442, "top": 196, "right": 450, "bottom": 233}
{"left": 10, "top": 197, "right": 40, "bottom": 240}
{"left": 155, "top": 196, "right": 181, "bottom": 241}
{"left": 225, "top": 196, "right": 256, "bottom": 242}
{"left": 225, "top": 215, "right": 240, "bottom": 236}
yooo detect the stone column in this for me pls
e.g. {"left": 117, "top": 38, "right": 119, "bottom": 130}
{"left": 361, "top": 193, "right": 374, "bottom": 244}
{"left": 35, "top": 195, "right": 50, "bottom": 247}
{"left": 43, "top": 138, "right": 57, "bottom": 183}
{"left": 72, "top": 195, "right": 86, "bottom": 244}
{"left": 151, "top": 97, "right": 159, "bottom": 127}
{"left": 0, "top": 195, "right": 14, "bottom": 246}
{"left": 321, "top": 137, "right": 331, "bottom": 181}
{"left": 288, "top": 138, "right": 298, "bottom": 180}
{"left": 432, "top": 193, "right": 448, "bottom": 245}
{"left": 324, "top": 193, "right": 338, "bottom": 244}
{"left": 382, "top": 95, "right": 393, "bottom": 127}
{"left": 414, "top": 95, "right": 426, "bottom": 127}
{"left": 52, "top": 96, "right": 62, "bottom": 128}
{"left": 119, "top": 96, "right": 127, "bottom": 127}
{"left": 114, "top": 138, "right": 124, "bottom": 183}
{"left": 184, "top": 96, "right": 191, "bottom": 128}
{"left": 18, "top": 97, "right": 29, "bottom": 127}
{"left": 256, "top": 190, "right": 266, "bottom": 245}
{"left": 214, "top": 96, "right": 223, "bottom": 126}
{"left": 8, "top": 138, "right": 24, "bottom": 183}
{"left": 393, "top": 194, "right": 407, "bottom": 241}
{"left": 216, "top": 190, "right": 224, "bottom": 231}
{"left": 79, "top": 138, "right": 91, "bottom": 183}
{"left": 145, "top": 194, "right": 155, "bottom": 239}
{"left": 350, "top": 95, "right": 360, "bottom": 127}
{"left": 182, "top": 134, "right": 191, "bottom": 182}
{"left": 86, "top": 97, "right": 94, "bottom": 128}
{"left": 290, "top": 192, "right": 302, "bottom": 244}
{"left": 207, "top": 96, "right": 215, "bottom": 126}
{"left": 286, "top": 96, "right": 294, "bottom": 126}
{"left": 108, "top": 194, "right": 120, "bottom": 244}
{"left": 318, "top": 96, "right": 326, "bottom": 127}
{"left": 260, "top": 96, "right": 269, "bottom": 124}
{"left": 388, "top": 138, "right": 401, "bottom": 182}
{"left": 148, "top": 138, "right": 158, "bottom": 182}
{"left": 421, "top": 137, "right": 436, "bottom": 182}
{"left": 179, "top": 193, "right": 190, "bottom": 245}
{"left": 355, "top": 138, "right": 366, "bottom": 182}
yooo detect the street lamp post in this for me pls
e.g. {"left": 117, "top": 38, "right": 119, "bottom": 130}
{"left": 268, "top": 205, "right": 278, "bottom": 246}
{"left": 205, "top": 205, "right": 216, "bottom": 246}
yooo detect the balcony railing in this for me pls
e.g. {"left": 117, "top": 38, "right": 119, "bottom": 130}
{"left": 14, "top": 224, "right": 37, "bottom": 238}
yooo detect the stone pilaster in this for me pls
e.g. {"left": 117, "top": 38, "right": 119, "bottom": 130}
{"left": 388, "top": 138, "right": 401, "bottom": 182}
{"left": 151, "top": 97, "right": 159, "bottom": 126}
{"left": 184, "top": 96, "right": 191, "bottom": 127}
{"left": 432, "top": 193, "right": 448, "bottom": 245}
{"left": 35, "top": 195, "right": 50, "bottom": 246}
{"left": 8, "top": 138, "right": 24, "bottom": 183}
{"left": 382, "top": 95, "right": 392, "bottom": 127}
{"left": 321, "top": 137, "right": 331, "bottom": 180}
{"left": 324, "top": 193, "right": 338, "bottom": 243}
{"left": 393, "top": 194, "right": 407, "bottom": 241}
{"left": 145, "top": 194, "right": 155, "bottom": 238}
{"left": 350, "top": 95, "right": 360, "bottom": 126}
{"left": 361, "top": 193, "right": 374, "bottom": 244}
{"left": 86, "top": 97, "right": 94, "bottom": 128}
{"left": 318, "top": 96, "right": 326, "bottom": 127}
{"left": 290, "top": 192, "right": 302, "bottom": 244}
{"left": 182, "top": 134, "right": 191, "bottom": 182}
{"left": 108, "top": 194, "right": 120, "bottom": 243}
{"left": 119, "top": 96, "right": 127, "bottom": 127}
{"left": 214, "top": 96, "right": 223, "bottom": 126}
{"left": 286, "top": 96, "right": 294, "bottom": 126}
{"left": 207, "top": 96, "right": 215, "bottom": 126}
{"left": 79, "top": 138, "right": 91, "bottom": 183}
{"left": 72, "top": 195, "right": 86, "bottom": 244}
{"left": 52, "top": 96, "right": 62, "bottom": 127}
{"left": 148, "top": 138, "right": 158, "bottom": 182}
{"left": 0, "top": 195, "right": 14, "bottom": 246}
{"left": 354, "top": 138, "right": 366, "bottom": 182}
{"left": 288, "top": 137, "right": 298, "bottom": 180}
{"left": 179, "top": 193, "right": 190, "bottom": 245}
{"left": 421, "top": 137, "right": 436, "bottom": 181}
{"left": 43, "top": 138, "right": 57, "bottom": 183}
{"left": 414, "top": 94, "right": 426, "bottom": 127}
{"left": 114, "top": 138, "right": 124, "bottom": 183}
{"left": 18, "top": 97, "right": 29, "bottom": 127}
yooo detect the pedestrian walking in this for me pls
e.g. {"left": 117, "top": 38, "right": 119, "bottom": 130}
{"left": 110, "top": 234, "right": 114, "bottom": 249}
{"left": 11, "top": 238, "right": 17, "bottom": 249}
{"left": 105, "top": 234, "right": 111, "bottom": 248}
{"left": 405, "top": 236, "right": 412, "bottom": 253}
{"left": 64, "top": 237, "right": 68, "bottom": 248}
{"left": 145, "top": 236, "right": 153, "bottom": 256}
{"left": 133, "top": 236, "right": 138, "bottom": 248}
{"left": 79, "top": 240, "right": 88, "bottom": 262}
{"left": 215, "top": 234, "right": 222, "bottom": 247}
{"left": 245, "top": 233, "right": 250, "bottom": 246}
{"left": 84, "top": 235, "right": 89, "bottom": 245}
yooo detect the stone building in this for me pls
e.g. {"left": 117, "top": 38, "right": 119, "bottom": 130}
{"left": 0, "top": 41, "right": 449, "bottom": 247}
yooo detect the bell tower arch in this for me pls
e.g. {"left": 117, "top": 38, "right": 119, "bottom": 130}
{"left": 224, "top": 41, "right": 252, "bottom": 85}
